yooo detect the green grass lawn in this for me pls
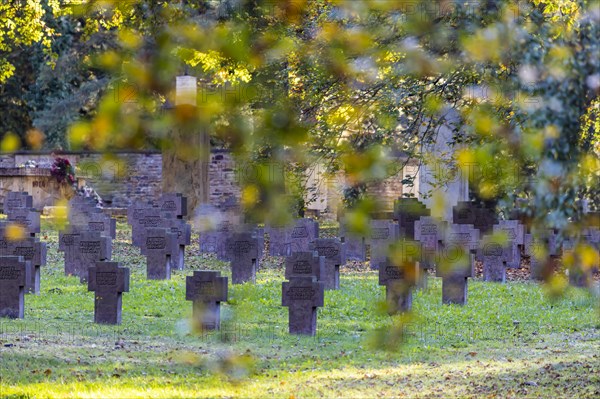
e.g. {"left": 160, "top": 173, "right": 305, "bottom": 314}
{"left": 0, "top": 221, "right": 598, "bottom": 398}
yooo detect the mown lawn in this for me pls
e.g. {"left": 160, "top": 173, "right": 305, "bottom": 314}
{"left": 0, "top": 221, "right": 598, "bottom": 398}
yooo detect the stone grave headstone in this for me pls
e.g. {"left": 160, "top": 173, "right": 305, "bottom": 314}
{"left": 366, "top": 219, "right": 400, "bottom": 270}
{"left": 127, "top": 199, "right": 153, "bottom": 239}
{"left": 393, "top": 198, "right": 431, "bottom": 240}
{"left": 338, "top": 219, "right": 366, "bottom": 262}
{"left": 157, "top": 193, "right": 187, "bottom": 218}
{"left": 226, "top": 231, "right": 260, "bottom": 284}
{"left": 164, "top": 218, "right": 192, "bottom": 270}
{"left": 562, "top": 234, "right": 599, "bottom": 288}
{"left": 142, "top": 227, "right": 177, "bottom": 280}
{"left": 453, "top": 201, "right": 498, "bottom": 234}
{"left": 437, "top": 224, "right": 479, "bottom": 305}
{"left": 0, "top": 234, "right": 46, "bottom": 294}
{"left": 6, "top": 208, "right": 41, "bottom": 237}
{"left": 378, "top": 256, "right": 418, "bottom": 314}
{"left": 414, "top": 217, "right": 447, "bottom": 288}
{"left": 492, "top": 220, "right": 525, "bottom": 269}
{"left": 477, "top": 236, "right": 507, "bottom": 283}
{"left": 284, "top": 251, "right": 325, "bottom": 281}
{"left": 309, "top": 238, "right": 345, "bottom": 290}
{"left": 267, "top": 218, "right": 319, "bottom": 257}
{"left": 88, "top": 261, "right": 130, "bottom": 325}
{"left": 132, "top": 207, "right": 163, "bottom": 248}
{"left": 282, "top": 276, "right": 325, "bottom": 336}
{"left": 199, "top": 219, "right": 235, "bottom": 260}
{"left": 524, "top": 232, "right": 552, "bottom": 281}
{"left": 4, "top": 191, "right": 33, "bottom": 215}
{"left": 0, "top": 256, "right": 29, "bottom": 319}
{"left": 59, "top": 231, "right": 79, "bottom": 277}
{"left": 186, "top": 271, "right": 228, "bottom": 330}
{"left": 68, "top": 196, "right": 101, "bottom": 220}
{"left": 266, "top": 224, "right": 289, "bottom": 256}
{"left": 70, "top": 231, "right": 112, "bottom": 283}
{"left": 70, "top": 210, "right": 117, "bottom": 240}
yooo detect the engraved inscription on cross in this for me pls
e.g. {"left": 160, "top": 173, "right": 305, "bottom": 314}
{"left": 0, "top": 256, "right": 29, "bottom": 319}
{"left": 0, "top": 234, "right": 46, "bottom": 294}
{"left": 284, "top": 251, "right": 325, "bottom": 281}
{"left": 309, "top": 238, "right": 346, "bottom": 290}
{"left": 226, "top": 232, "right": 260, "bottom": 284}
{"left": 282, "top": 276, "right": 325, "bottom": 336}
{"left": 478, "top": 237, "right": 508, "bottom": 283}
{"left": 186, "top": 271, "right": 228, "bottom": 330}
{"left": 436, "top": 224, "right": 480, "bottom": 305}
{"left": 378, "top": 256, "right": 418, "bottom": 314}
{"left": 88, "top": 261, "right": 130, "bottom": 325}
{"left": 3, "top": 191, "right": 33, "bottom": 215}
{"left": 492, "top": 220, "right": 524, "bottom": 269}
{"left": 142, "top": 227, "right": 177, "bottom": 280}
{"left": 366, "top": 219, "right": 399, "bottom": 270}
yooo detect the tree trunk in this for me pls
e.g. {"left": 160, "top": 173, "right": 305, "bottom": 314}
{"left": 162, "top": 126, "right": 210, "bottom": 219}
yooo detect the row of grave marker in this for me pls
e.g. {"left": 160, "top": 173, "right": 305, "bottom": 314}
{"left": 1, "top": 193, "right": 598, "bottom": 336}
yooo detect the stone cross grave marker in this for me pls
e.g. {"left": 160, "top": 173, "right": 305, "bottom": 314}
{"left": 200, "top": 220, "right": 234, "bottom": 260}
{"left": 163, "top": 218, "right": 191, "bottom": 270}
{"left": 309, "top": 238, "right": 345, "bottom": 290}
{"left": 127, "top": 199, "right": 153, "bottom": 239}
{"left": 561, "top": 237, "right": 586, "bottom": 287}
{"left": 198, "top": 199, "right": 243, "bottom": 258}
{"left": 7, "top": 208, "right": 41, "bottom": 237}
{"left": 492, "top": 220, "right": 524, "bottom": 269}
{"left": 71, "top": 231, "right": 112, "bottom": 283}
{"left": 266, "top": 224, "right": 288, "bottom": 256}
{"left": 477, "top": 236, "right": 507, "bottom": 283}
{"left": 0, "top": 234, "right": 46, "bottom": 294}
{"left": 88, "top": 261, "right": 130, "bottom": 325}
{"left": 4, "top": 191, "right": 33, "bottom": 215}
{"left": 284, "top": 251, "right": 325, "bottom": 281}
{"left": 338, "top": 217, "right": 366, "bottom": 261}
{"left": 70, "top": 210, "right": 117, "bottom": 242}
{"left": 562, "top": 233, "right": 599, "bottom": 288}
{"left": 68, "top": 197, "right": 101, "bottom": 221}
{"left": 437, "top": 224, "right": 479, "bottom": 305}
{"left": 186, "top": 271, "right": 228, "bottom": 330}
{"left": 132, "top": 206, "right": 163, "bottom": 248}
{"left": 287, "top": 218, "right": 319, "bottom": 254}
{"left": 453, "top": 201, "right": 498, "bottom": 234}
{"left": 157, "top": 193, "right": 187, "bottom": 218}
{"left": 393, "top": 198, "right": 431, "bottom": 240}
{"left": 378, "top": 256, "right": 418, "bottom": 314}
{"left": 414, "top": 217, "right": 447, "bottom": 288}
{"left": 524, "top": 232, "right": 552, "bottom": 281}
{"left": 282, "top": 276, "right": 325, "bottom": 336}
{"left": 142, "top": 227, "right": 177, "bottom": 280}
{"left": 366, "top": 219, "right": 400, "bottom": 270}
{"left": 267, "top": 218, "right": 319, "bottom": 256}
{"left": 226, "top": 231, "right": 260, "bottom": 284}
{"left": 0, "top": 256, "right": 29, "bottom": 319}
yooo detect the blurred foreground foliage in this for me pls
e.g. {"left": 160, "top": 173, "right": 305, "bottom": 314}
{"left": 1, "top": 1, "right": 599, "bottom": 292}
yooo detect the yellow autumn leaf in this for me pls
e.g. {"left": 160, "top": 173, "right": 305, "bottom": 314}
{"left": 241, "top": 185, "right": 259, "bottom": 206}
{"left": 1, "top": 132, "right": 21, "bottom": 152}
{"left": 5, "top": 223, "right": 26, "bottom": 241}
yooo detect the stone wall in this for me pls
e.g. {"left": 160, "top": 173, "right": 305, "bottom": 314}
{"left": 0, "top": 150, "right": 414, "bottom": 215}
{"left": 0, "top": 151, "right": 163, "bottom": 209}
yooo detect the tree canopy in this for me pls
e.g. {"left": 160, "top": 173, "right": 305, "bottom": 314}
{"left": 1, "top": 0, "right": 598, "bottom": 235}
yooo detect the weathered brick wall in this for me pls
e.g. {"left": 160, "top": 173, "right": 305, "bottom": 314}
{"left": 208, "top": 150, "right": 241, "bottom": 207}
{"left": 1, "top": 151, "right": 163, "bottom": 208}
{"left": 1, "top": 151, "right": 411, "bottom": 214}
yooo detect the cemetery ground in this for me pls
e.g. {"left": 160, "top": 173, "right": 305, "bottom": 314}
{"left": 0, "top": 221, "right": 598, "bottom": 398}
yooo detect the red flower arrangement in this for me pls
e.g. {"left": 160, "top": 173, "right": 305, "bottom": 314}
{"left": 50, "top": 157, "right": 76, "bottom": 186}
